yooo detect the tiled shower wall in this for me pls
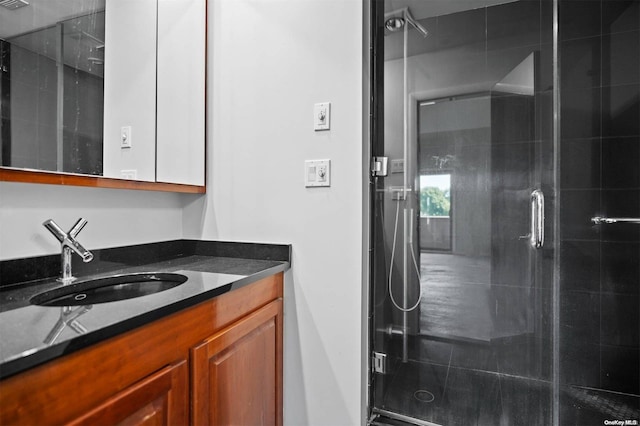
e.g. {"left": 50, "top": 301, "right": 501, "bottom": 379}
{"left": 558, "top": 0, "right": 640, "bottom": 410}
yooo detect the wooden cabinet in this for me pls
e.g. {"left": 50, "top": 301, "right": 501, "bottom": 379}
{"left": 192, "top": 300, "right": 283, "bottom": 426}
{"left": 0, "top": 273, "right": 283, "bottom": 426}
{"left": 69, "top": 360, "right": 188, "bottom": 426}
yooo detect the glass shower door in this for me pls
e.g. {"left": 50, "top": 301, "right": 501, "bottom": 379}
{"left": 370, "top": 1, "right": 555, "bottom": 424}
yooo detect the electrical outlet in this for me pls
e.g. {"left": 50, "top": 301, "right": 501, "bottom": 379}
{"left": 120, "top": 169, "right": 137, "bottom": 180}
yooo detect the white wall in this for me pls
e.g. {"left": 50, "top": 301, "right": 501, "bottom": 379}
{"left": 1, "top": 0, "right": 366, "bottom": 424}
{"left": 0, "top": 182, "right": 187, "bottom": 260}
{"left": 183, "top": 0, "right": 365, "bottom": 424}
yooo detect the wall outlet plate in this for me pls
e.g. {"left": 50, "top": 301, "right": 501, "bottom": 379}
{"left": 305, "top": 159, "right": 331, "bottom": 187}
{"left": 120, "top": 169, "right": 137, "bottom": 180}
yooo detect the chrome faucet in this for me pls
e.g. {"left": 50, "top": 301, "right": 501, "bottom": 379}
{"left": 43, "top": 218, "right": 94, "bottom": 284}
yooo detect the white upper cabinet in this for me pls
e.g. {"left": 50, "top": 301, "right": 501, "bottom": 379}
{"left": 103, "top": 0, "right": 206, "bottom": 186}
{"left": 156, "top": 0, "right": 206, "bottom": 186}
{"left": 103, "top": 0, "right": 158, "bottom": 182}
{"left": 0, "top": 0, "right": 206, "bottom": 190}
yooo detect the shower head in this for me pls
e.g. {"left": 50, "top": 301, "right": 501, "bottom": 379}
{"left": 0, "top": 0, "right": 29, "bottom": 10}
{"left": 384, "top": 8, "right": 429, "bottom": 38}
{"left": 385, "top": 17, "right": 405, "bottom": 32}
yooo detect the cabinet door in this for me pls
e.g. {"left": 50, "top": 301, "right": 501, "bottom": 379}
{"left": 156, "top": 0, "right": 206, "bottom": 186}
{"left": 68, "top": 360, "right": 188, "bottom": 426}
{"left": 192, "top": 300, "right": 283, "bottom": 426}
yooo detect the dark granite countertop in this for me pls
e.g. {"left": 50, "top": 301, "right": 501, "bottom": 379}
{"left": 0, "top": 240, "right": 290, "bottom": 380}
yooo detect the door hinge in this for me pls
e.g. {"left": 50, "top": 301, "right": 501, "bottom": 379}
{"left": 371, "top": 157, "right": 388, "bottom": 177}
{"left": 372, "top": 351, "right": 387, "bottom": 374}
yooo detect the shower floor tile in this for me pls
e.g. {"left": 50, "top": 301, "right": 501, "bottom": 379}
{"left": 380, "top": 358, "right": 552, "bottom": 426}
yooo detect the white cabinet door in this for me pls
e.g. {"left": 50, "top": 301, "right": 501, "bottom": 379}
{"left": 156, "top": 0, "right": 206, "bottom": 186}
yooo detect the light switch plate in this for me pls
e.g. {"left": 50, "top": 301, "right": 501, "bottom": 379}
{"left": 314, "top": 102, "right": 331, "bottom": 131}
{"left": 390, "top": 159, "right": 404, "bottom": 174}
{"left": 121, "top": 126, "right": 132, "bottom": 148}
{"left": 305, "top": 159, "right": 331, "bottom": 187}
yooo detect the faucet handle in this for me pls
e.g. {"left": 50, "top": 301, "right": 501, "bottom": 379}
{"left": 43, "top": 218, "right": 88, "bottom": 240}
{"left": 43, "top": 219, "right": 66, "bottom": 243}
{"left": 68, "top": 218, "right": 88, "bottom": 238}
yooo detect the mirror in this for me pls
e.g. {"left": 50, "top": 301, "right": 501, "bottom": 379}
{"left": 0, "top": 0, "right": 205, "bottom": 191}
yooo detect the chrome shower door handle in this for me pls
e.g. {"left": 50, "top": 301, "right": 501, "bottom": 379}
{"left": 530, "top": 189, "right": 544, "bottom": 249}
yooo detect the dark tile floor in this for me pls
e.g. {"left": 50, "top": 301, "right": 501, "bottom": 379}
{"left": 379, "top": 356, "right": 552, "bottom": 426}
{"left": 377, "top": 352, "right": 639, "bottom": 426}
{"left": 419, "top": 253, "right": 539, "bottom": 343}
{"left": 374, "top": 251, "right": 639, "bottom": 425}
{"left": 559, "top": 386, "right": 640, "bottom": 426}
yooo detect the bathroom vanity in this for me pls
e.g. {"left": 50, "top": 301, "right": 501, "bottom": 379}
{"left": 0, "top": 240, "right": 289, "bottom": 425}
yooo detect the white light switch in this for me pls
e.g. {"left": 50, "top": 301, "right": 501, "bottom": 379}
{"left": 390, "top": 159, "right": 404, "bottom": 174}
{"left": 314, "top": 102, "right": 331, "bottom": 131}
{"left": 121, "top": 126, "right": 132, "bottom": 148}
{"left": 305, "top": 159, "right": 331, "bottom": 187}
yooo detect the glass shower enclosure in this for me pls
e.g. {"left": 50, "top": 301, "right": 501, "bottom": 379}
{"left": 368, "top": 0, "right": 639, "bottom": 425}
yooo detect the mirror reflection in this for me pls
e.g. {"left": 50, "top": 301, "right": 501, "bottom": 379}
{"left": 1, "top": 0, "right": 205, "bottom": 188}
{"left": 1, "top": 0, "right": 105, "bottom": 175}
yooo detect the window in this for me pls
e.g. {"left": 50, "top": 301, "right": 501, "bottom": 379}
{"left": 419, "top": 174, "right": 451, "bottom": 217}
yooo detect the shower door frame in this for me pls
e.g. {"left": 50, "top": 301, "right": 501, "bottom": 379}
{"left": 364, "top": 0, "right": 561, "bottom": 424}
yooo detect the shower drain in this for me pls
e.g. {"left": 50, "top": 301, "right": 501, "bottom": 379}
{"left": 413, "top": 390, "right": 435, "bottom": 403}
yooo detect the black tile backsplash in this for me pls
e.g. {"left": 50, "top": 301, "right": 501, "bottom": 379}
{"left": 192, "top": 240, "right": 292, "bottom": 262}
{"left": 0, "top": 240, "right": 292, "bottom": 289}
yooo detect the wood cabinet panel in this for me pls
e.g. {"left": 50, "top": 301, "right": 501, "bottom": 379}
{"left": 0, "top": 273, "right": 283, "bottom": 426}
{"left": 68, "top": 360, "right": 188, "bottom": 426}
{"left": 192, "top": 300, "right": 283, "bottom": 426}
{"left": 0, "top": 168, "right": 206, "bottom": 194}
